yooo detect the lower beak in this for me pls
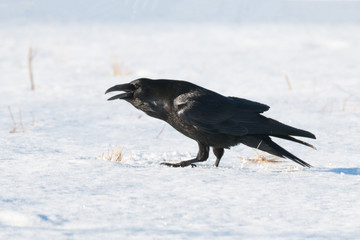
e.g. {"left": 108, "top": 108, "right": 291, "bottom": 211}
{"left": 105, "top": 83, "right": 134, "bottom": 100}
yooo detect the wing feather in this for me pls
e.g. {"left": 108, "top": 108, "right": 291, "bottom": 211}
{"left": 174, "top": 91, "right": 269, "bottom": 136}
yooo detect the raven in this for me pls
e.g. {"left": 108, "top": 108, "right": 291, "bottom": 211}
{"left": 106, "top": 78, "right": 316, "bottom": 168}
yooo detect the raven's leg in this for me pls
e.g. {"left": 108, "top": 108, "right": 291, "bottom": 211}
{"left": 161, "top": 142, "right": 209, "bottom": 167}
{"left": 213, "top": 147, "right": 224, "bottom": 167}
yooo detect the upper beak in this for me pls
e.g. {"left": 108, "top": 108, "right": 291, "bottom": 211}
{"left": 105, "top": 83, "right": 135, "bottom": 101}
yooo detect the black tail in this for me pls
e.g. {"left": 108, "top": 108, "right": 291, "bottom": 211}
{"left": 241, "top": 135, "right": 313, "bottom": 167}
{"left": 266, "top": 118, "right": 316, "bottom": 139}
{"left": 271, "top": 135, "right": 317, "bottom": 150}
{"left": 245, "top": 117, "right": 316, "bottom": 140}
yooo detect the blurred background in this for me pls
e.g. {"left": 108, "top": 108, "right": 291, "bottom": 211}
{"left": 1, "top": 0, "right": 359, "bottom": 139}
{"left": 1, "top": 0, "right": 360, "bottom": 24}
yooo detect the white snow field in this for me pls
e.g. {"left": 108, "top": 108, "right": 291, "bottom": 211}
{"left": 1, "top": 1, "right": 360, "bottom": 239}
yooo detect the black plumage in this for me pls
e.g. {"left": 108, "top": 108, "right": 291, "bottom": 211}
{"left": 106, "top": 78, "right": 316, "bottom": 168}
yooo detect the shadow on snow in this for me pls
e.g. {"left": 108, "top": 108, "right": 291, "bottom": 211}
{"left": 324, "top": 168, "right": 360, "bottom": 176}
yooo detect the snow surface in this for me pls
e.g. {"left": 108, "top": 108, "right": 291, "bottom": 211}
{"left": 1, "top": 2, "right": 360, "bottom": 239}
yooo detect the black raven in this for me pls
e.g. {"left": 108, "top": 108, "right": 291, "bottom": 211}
{"left": 106, "top": 78, "right": 316, "bottom": 168}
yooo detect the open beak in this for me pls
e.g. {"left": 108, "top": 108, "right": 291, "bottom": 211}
{"left": 105, "top": 83, "right": 135, "bottom": 101}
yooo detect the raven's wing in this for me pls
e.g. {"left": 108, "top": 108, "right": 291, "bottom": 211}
{"left": 174, "top": 91, "right": 315, "bottom": 139}
{"left": 174, "top": 91, "right": 270, "bottom": 136}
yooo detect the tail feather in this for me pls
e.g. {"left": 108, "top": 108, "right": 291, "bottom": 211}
{"left": 265, "top": 118, "right": 316, "bottom": 139}
{"left": 241, "top": 135, "right": 312, "bottom": 167}
{"left": 271, "top": 135, "right": 317, "bottom": 150}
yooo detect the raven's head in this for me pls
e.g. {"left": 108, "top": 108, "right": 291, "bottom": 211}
{"left": 106, "top": 81, "right": 135, "bottom": 101}
{"left": 105, "top": 78, "right": 156, "bottom": 101}
{"left": 105, "top": 78, "right": 171, "bottom": 119}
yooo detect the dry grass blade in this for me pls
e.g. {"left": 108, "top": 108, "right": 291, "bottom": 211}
{"left": 156, "top": 124, "right": 166, "bottom": 138}
{"left": 284, "top": 74, "right": 292, "bottom": 90}
{"left": 29, "top": 45, "right": 35, "bottom": 90}
{"left": 8, "top": 106, "right": 26, "bottom": 133}
{"left": 112, "top": 62, "right": 131, "bottom": 76}
{"left": 8, "top": 106, "right": 17, "bottom": 133}
{"left": 239, "top": 154, "right": 282, "bottom": 164}
{"left": 239, "top": 151, "right": 295, "bottom": 167}
{"left": 101, "top": 146, "right": 124, "bottom": 162}
{"left": 342, "top": 98, "right": 348, "bottom": 111}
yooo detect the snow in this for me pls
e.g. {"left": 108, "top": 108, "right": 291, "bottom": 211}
{"left": 1, "top": 1, "right": 360, "bottom": 239}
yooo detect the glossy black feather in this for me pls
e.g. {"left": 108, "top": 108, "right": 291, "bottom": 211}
{"left": 106, "top": 78, "right": 316, "bottom": 168}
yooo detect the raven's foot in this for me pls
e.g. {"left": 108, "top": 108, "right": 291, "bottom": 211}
{"left": 160, "top": 161, "right": 197, "bottom": 168}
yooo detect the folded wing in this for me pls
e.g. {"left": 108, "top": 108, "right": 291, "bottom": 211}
{"left": 175, "top": 92, "right": 315, "bottom": 139}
